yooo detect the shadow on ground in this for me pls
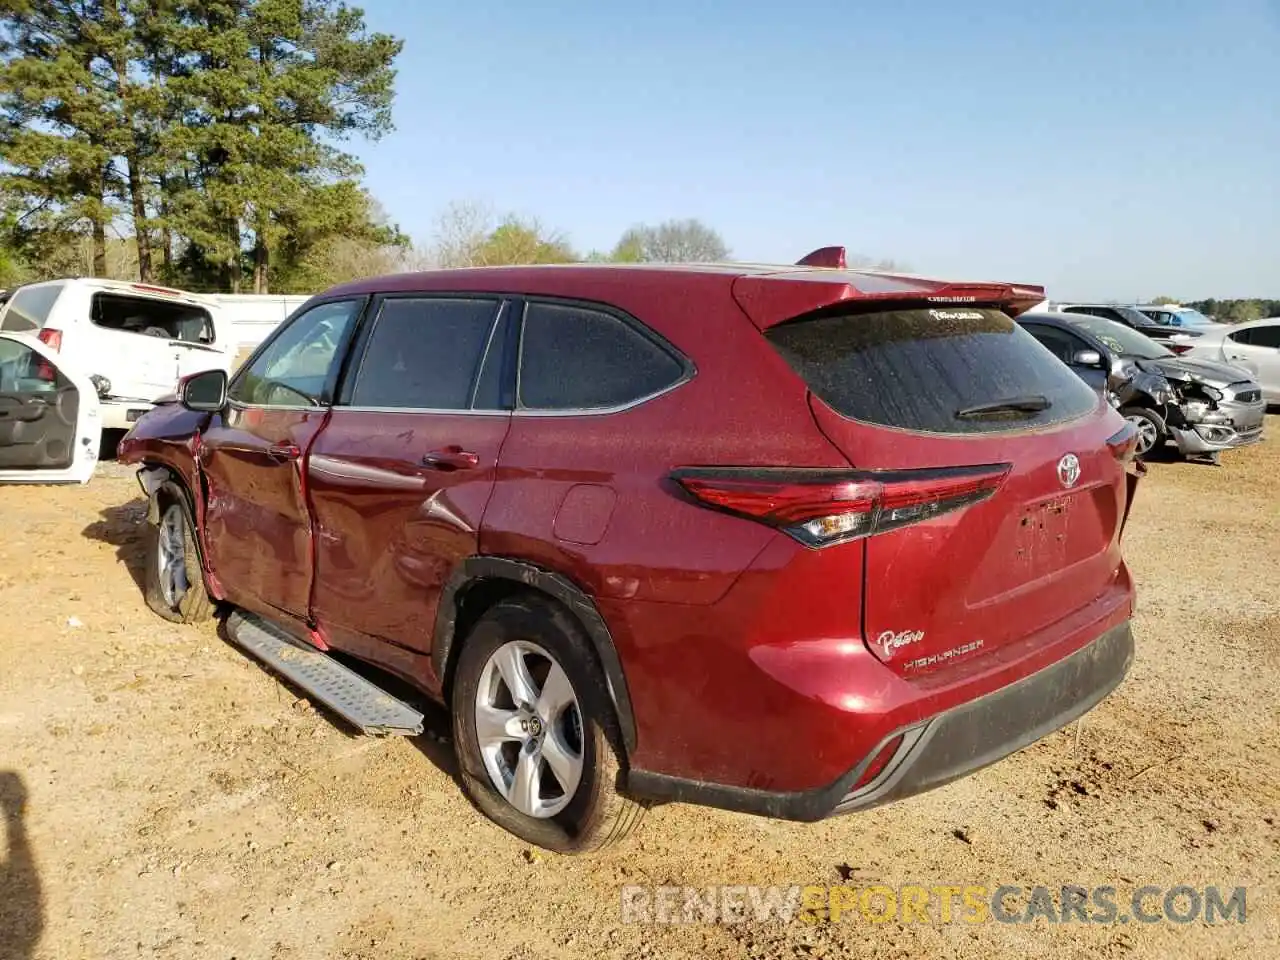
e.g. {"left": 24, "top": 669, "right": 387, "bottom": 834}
{"left": 0, "top": 772, "right": 43, "bottom": 960}
{"left": 212, "top": 617, "right": 460, "bottom": 785}
{"left": 80, "top": 498, "right": 149, "bottom": 595}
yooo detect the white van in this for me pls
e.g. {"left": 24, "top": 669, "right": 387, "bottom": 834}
{"left": 0, "top": 279, "right": 233, "bottom": 430}
{"left": 198, "top": 292, "right": 313, "bottom": 352}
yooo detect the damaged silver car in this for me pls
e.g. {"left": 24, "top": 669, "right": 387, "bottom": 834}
{"left": 1054, "top": 314, "right": 1265, "bottom": 462}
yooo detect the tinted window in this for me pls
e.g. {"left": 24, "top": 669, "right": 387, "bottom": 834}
{"left": 1, "top": 285, "right": 62, "bottom": 333}
{"left": 1235, "top": 324, "right": 1280, "bottom": 349}
{"left": 519, "top": 302, "right": 685, "bottom": 410}
{"left": 231, "top": 299, "right": 362, "bottom": 407}
{"left": 767, "top": 307, "right": 1098, "bottom": 434}
{"left": 1022, "top": 324, "right": 1085, "bottom": 364}
{"left": 349, "top": 298, "right": 500, "bottom": 410}
{"left": 0, "top": 338, "right": 63, "bottom": 392}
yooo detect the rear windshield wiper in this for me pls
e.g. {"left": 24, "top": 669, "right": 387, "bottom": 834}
{"left": 955, "top": 395, "right": 1052, "bottom": 418}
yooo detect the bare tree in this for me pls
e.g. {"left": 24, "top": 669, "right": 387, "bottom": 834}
{"left": 432, "top": 200, "right": 494, "bottom": 268}
{"left": 614, "top": 219, "right": 729, "bottom": 263}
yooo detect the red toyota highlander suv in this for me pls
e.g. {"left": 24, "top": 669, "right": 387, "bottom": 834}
{"left": 118, "top": 251, "right": 1141, "bottom": 853}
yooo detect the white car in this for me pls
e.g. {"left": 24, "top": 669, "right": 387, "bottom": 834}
{"left": 0, "top": 332, "right": 101, "bottom": 484}
{"left": 0, "top": 278, "right": 234, "bottom": 430}
{"left": 1177, "top": 318, "right": 1280, "bottom": 404}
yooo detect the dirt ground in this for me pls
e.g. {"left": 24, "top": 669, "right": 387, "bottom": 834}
{"left": 1, "top": 424, "right": 1278, "bottom": 960}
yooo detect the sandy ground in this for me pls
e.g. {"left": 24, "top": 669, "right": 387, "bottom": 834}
{"left": 1, "top": 423, "right": 1278, "bottom": 960}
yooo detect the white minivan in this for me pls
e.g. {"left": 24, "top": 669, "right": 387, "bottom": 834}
{"left": 0, "top": 279, "right": 234, "bottom": 430}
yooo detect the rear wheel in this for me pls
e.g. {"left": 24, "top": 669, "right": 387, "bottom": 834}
{"left": 451, "top": 595, "right": 645, "bottom": 853}
{"left": 1120, "top": 406, "right": 1165, "bottom": 457}
{"left": 144, "top": 498, "right": 215, "bottom": 623}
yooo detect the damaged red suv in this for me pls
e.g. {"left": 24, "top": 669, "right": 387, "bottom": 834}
{"left": 119, "top": 251, "right": 1141, "bottom": 853}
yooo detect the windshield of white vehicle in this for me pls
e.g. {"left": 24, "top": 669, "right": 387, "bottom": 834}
{"left": 1065, "top": 315, "right": 1173, "bottom": 360}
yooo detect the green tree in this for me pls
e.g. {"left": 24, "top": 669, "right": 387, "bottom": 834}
{"left": 0, "top": 0, "right": 133, "bottom": 275}
{"left": 474, "top": 217, "right": 575, "bottom": 266}
{"left": 0, "top": 0, "right": 402, "bottom": 291}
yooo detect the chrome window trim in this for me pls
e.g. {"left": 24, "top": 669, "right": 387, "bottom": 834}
{"left": 509, "top": 376, "right": 692, "bottom": 417}
{"left": 225, "top": 399, "right": 320, "bottom": 413}
{"left": 336, "top": 405, "right": 510, "bottom": 417}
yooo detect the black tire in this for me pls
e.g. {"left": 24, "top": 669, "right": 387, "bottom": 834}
{"left": 451, "top": 594, "right": 645, "bottom": 853}
{"left": 1119, "top": 405, "right": 1166, "bottom": 458}
{"left": 143, "top": 496, "right": 215, "bottom": 624}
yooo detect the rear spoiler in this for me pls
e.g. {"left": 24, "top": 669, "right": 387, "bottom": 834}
{"left": 730, "top": 249, "right": 1046, "bottom": 329}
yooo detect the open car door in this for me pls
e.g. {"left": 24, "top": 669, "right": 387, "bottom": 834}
{"left": 0, "top": 332, "right": 100, "bottom": 484}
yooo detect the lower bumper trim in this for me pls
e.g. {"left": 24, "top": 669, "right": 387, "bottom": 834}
{"left": 626, "top": 621, "right": 1134, "bottom": 822}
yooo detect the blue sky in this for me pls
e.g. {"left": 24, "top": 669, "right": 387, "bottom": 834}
{"left": 352, "top": 0, "right": 1279, "bottom": 301}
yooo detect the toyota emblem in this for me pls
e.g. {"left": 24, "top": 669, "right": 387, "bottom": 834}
{"left": 1057, "top": 454, "right": 1081, "bottom": 488}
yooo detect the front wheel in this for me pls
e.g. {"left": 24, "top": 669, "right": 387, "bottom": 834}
{"left": 451, "top": 596, "right": 645, "bottom": 853}
{"left": 144, "top": 499, "right": 215, "bottom": 624}
{"left": 1120, "top": 406, "right": 1166, "bottom": 457}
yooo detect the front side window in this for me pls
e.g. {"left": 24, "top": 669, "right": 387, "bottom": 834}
{"left": 1023, "top": 324, "right": 1087, "bottom": 364}
{"left": 518, "top": 302, "right": 686, "bottom": 410}
{"left": 231, "top": 300, "right": 363, "bottom": 407}
{"left": 348, "top": 297, "right": 502, "bottom": 410}
{"left": 0, "top": 338, "right": 63, "bottom": 393}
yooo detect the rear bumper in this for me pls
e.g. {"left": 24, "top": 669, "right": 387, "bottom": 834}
{"left": 627, "top": 621, "right": 1134, "bottom": 821}
{"left": 101, "top": 399, "right": 156, "bottom": 431}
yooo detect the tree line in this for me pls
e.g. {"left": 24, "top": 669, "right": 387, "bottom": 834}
{"left": 1183, "top": 299, "right": 1280, "bottom": 323}
{"left": 0, "top": 2, "right": 741, "bottom": 295}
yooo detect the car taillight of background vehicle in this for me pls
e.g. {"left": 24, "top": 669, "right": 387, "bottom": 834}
{"left": 672, "top": 464, "right": 1011, "bottom": 547}
{"left": 1167, "top": 343, "right": 1194, "bottom": 355}
{"left": 35, "top": 327, "right": 63, "bottom": 381}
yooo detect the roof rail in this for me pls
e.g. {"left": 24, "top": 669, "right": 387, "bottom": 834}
{"left": 795, "top": 246, "right": 847, "bottom": 269}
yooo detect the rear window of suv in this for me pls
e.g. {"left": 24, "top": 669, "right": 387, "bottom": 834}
{"left": 1, "top": 284, "right": 63, "bottom": 333}
{"left": 766, "top": 306, "right": 1098, "bottom": 434}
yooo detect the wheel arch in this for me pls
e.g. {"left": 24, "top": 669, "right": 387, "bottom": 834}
{"left": 433, "top": 557, "right": 638, "bottom": 754}
{"left": 139, "top": 463, "right": 218, "bottom": 597}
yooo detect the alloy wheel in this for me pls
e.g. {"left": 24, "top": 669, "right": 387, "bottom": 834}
{"left": 1126, "top": 415, "right": 1160, "bottom": 455}
{"left": 157, "top": 505, "right": 190, "bottom": 608}
{"left": 473, "top": 640, "right": 585, "bottom": 818}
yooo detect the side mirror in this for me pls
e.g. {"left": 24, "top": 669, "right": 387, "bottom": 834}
{"left": 1073, "top": 349, "right": 1103, "bottom": 368}
{"left": 178, "top": 368, "right": 228, "bottom": 412}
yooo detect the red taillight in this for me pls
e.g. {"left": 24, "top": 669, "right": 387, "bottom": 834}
{"left": 35, "top": 328, "right": 62, "bottom": 381}
{"left": 672, "top": 464, "right": 1010, "bottom": 547}
{"left": 1167, "top": 343, "right": 1193, "bottom": 355}
{"left": 1106, "top": 421, "right": 1140, "bottom": 463}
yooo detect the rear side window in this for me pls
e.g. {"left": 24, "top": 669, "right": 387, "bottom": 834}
{"left": 766, "top": 307, "right": 1098, "bottom": 434}
{"left": 349, "top": 297, "right": 501, "bottom": 410}
{"left": 91, "top": 293, "right": 215, "bottom": 344}
{"left": 518, "top": 302, "right": 685, "bottom": 410}
{"left": 1, "top": 285, "right": 63, "bottom": 332}
{"left": 1232, "top": 325, "right": 1280, "bottom": 349}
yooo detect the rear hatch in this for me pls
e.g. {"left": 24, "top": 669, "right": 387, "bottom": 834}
{"left": 761, "top": 301, "right": 1135, "bottom": 678}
